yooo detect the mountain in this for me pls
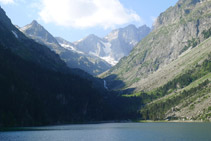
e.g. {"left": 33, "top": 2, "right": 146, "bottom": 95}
{"left": 0, "top": 45, "right": 104, "bottom": 127}
{"left": 101, "top": 0, "right": 211, "bottom": 121}
{"left": 53, "top": 24, "right": 150, "bottom": 72}
{"left": 20, "top": 21, "right": 111, "bottom": 76}
{"left": 1, "top": 0, "right": 210, "bottom": 125}
{"left": 0, "top": 6, "right": 104, "bottom": 126}
{"left": 133, "top": 37, "right": 211, "bottom": 121}
{"left": 73, "top": 25, "right": 151, "bottom": 65}
{"left": 104, "top": 24, "right": 151, "bottom": 62}
{"left": 0, "top": 8, "right": 66, "bottom": 72}
{"left": 55, "top": 36, "right": 81, "bottom": 53}
{"left": 20, "top": 20, "right": 64, "bottom": 54}
{"left": 0, "top": 6, "right": 142, "bottom": 127}
{"left": 20, "top": 20, "right": 59, "bottom": 46}
{"left": 102, "top": 0, "right": 211, "bottom": 91}
{"left": 55, "top": 36, "right": 112, "bottom": 75}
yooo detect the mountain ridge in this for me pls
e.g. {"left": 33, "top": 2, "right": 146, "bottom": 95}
{"left": 72, "top": 24, "right": 151, "bottom": 65}
{"left": 20, "top": 21, "right": 112, "bottom": 75}
{"left": 99, "top": 0, "right": 211, "bottom": 121}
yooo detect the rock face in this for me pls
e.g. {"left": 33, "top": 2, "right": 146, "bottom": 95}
{"left": 20, "top": 20, "right": 65, "bottom": 54}
{"left": 20, "top": 21, "right": 111, "bottom": 76}
{"left": 102, "top": 0, "right": 211, "bottom": 91}
{"left": 73, "top": 25, "right": 151, "bottom": 65}
{"left": 20, "top": 20, "right": 59, "bottom": 45}
{"left": 104, "top": 25, "right": 151, "bottom": 62}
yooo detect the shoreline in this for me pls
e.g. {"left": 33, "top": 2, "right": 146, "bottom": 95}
{"left": 1, "top": 120, "right": 209, "bottom": 131}
{"left": 135, "top": 120, "right": 205, "bottom": 123}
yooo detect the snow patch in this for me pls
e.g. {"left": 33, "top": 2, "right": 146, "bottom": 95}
{"left": 73, "top": 38, "right": 84, "bottom": 45}
{"left": 12, "top": 31, "right": 18, "bottom": 39}
{"left": 100, "top": 56, "right": 118, "bottom": 66}
{"left": 60, "top": 43, "right": 84, "bottom": 54}
{"left": 101, "top": 41, "right": 111, "bottom": 55}
{"left": 99, "top": 41, "right": 118, "bottom": 65}
{"left": 89, "top": 50, "right": 117, "bottom": 66}
{"left": 96, "top": 42, "right": 102, "bottom": 56}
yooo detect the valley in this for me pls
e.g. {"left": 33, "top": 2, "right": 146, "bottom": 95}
{"left": 0, "top": 0, "right": 211, "bottom": 128}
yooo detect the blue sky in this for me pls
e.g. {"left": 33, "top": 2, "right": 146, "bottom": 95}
{"left": 0, "top": 0, "right": 178, "bottom": 42}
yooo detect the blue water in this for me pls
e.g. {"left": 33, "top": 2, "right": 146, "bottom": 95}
{"left": 1, "top": 122, "right": 211, "bottom": 141}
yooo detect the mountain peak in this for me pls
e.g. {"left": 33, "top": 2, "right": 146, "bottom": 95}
{"left": 30, "top": 20, "right": 42, "bottom": 28}
{"left": 86, "top": 34, "right": 99, "bottom": 39}
{"left": 125, "top": 24, "right": 137, "bottom": 29}
{"left": 20, "top": 20, "right": 41, "bottom": 32}
{"left": 139, "top": 24, "right": 148, "bottom": 29}
{"left": 31, "top": 20, "right": 39, "bottom": 25}
{"left": 21, "top": 20, "right": 59, "bottom": 45}
{"left": 80, "top": 34, "right": 102, "bottom": 42}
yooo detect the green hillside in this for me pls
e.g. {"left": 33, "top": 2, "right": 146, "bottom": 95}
{"left": 102, "top": 0, "right": 211, "bottom": 92}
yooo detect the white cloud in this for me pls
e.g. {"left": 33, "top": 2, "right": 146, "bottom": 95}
{"left": 0, "top": 0, "right": 14, "bottom": 4}
{"left": 39, "top": 0, "right": 142, "bottom": 29}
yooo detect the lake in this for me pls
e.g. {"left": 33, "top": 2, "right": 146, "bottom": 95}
{"left": 1, "top": 122, "right": 211, "bottom": 141}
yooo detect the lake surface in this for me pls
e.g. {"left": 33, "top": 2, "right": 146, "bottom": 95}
{"left": 1, "top": 122, "right": 211, "bottom": 141}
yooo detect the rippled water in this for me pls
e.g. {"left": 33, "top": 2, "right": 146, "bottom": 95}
{"left": 1, "top": 122, "right": 211, "bottom": 141}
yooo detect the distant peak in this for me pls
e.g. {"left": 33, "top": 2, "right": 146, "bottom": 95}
{"left": 32, "top": 20, "right": 38, "bottom": 23}
{"left": 87, "top": 34, "right": 98, "bottom": 38}
{"left": 20, "top": 20, "right": 43, "bottom": 32}
{"left": 31, "top": 20, "right": 40, "bottom": 26}
{"left": 125, "top": 24, "right": 137, "bottom": 28}
{"left": 85, "top": 34, "right": 100, "bottom": 39}
{"left": 108, "top": 24, "right": 137, "bottom": 34}
{"left": 140, "top": 24, "right": 147, "bottom": 28}
{"left": 138, "top": 24, "right": 151, "bottom": 30}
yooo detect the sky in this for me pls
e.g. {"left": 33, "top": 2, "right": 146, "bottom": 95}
{"left": 0, "top": 0, "right": 178, "bottom": 42}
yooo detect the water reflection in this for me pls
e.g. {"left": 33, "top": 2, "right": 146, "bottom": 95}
{"left": 1, "top": 123, "right": 211, "bottom": 141}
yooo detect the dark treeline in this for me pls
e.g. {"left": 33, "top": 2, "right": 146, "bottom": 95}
{"left": 0, "top": 46, "right": 141, "bottom": 127}
{"left": 0, "top": 43, "right": 210, "bottom": 127}
{"left": 140, "top": 79, "right": 210, "bottom": 120}
{"left": 202, "top": 27, "right": 211, "bottom": 39}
